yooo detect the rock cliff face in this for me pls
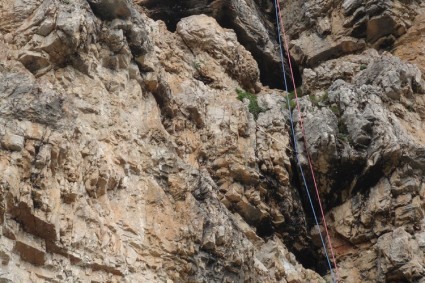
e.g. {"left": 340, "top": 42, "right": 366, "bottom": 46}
{"left": 0, "top": 0, "right": 424, "bottom": 282}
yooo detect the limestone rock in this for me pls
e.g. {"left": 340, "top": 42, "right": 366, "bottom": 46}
{"left": 14, "top": 237, "right": 46, "bottom": 266}
{"left": 355, "top": 54, "right": 425, "bottom": 98}
{"left": 18, "top": 51, "right": 51, "bottom": 76}
{"left": 290, "top": 33, "right": 366, "bottom": 66}
{"left": 176, "top": 15, "right": 260, "bottom": 92}
{"left": 296, "top": 49, "right": 425, "bottom": 282}
{"left": 0, "top": 0, "right": 321, "bottom": 282}
{"left": 87, "top": 0, "right": 132, "bottom": 21}
{"left": 1, "top": 0, "right": 425, "bottom": 282}
{"left": 282, "top": 0, "right": 423, "bottom": 66}
{"left": 1, "top": 133, "right": 24, "bottom": 152}
{"left": 394, "top": 9, "right": 425, "bottom": 73}
{"left": 377, "top": 228, "right": 425, "bottom": 281}
{"left": 138, "top": 0, "right": 291, "bottom": 89}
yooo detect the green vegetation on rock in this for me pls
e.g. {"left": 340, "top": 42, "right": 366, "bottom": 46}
{"left": 236, "top": 88, "right": 264, "bottom": 119}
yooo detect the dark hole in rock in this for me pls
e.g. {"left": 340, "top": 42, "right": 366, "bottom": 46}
{"left": 194, "top": 73, "right": 215, "bottom": 85}
{"left": 351, "top": 20, "right": 368, "bottom": 38}
{"left": 219, "top": 7, "right": 302, "bottom": 91}
{"left": 373, "top": 35, "right": 396, "bottom": 51}
{"left": 351, "top": 160, "right": 384, "bottom": 197}
{"left": 288, "top": 159, "right": 332, "bottom": 276}
{"left": 256, "top": 217, "right": 274, "bottom": 237}
{"left": 293, "top": 246, "right": 330, "bottom": 276}
{"left": 261, "top": 165, "right": 330, "bottom": 276}
{"left": 327, "top": 158, "right": 365, "bottom": 208}
{"left": 289, "top": 158, "right": 318, "bottom": 228}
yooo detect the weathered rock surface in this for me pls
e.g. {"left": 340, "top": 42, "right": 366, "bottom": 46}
{"left": 394, "top": 8, "right": 425, "bottom": 74}
{"left": 283, "top": 0, "right": 425, "bottom": 67}
{"left": 294, "top": 49, "right": 425, "bottom": 283}
{"left": 87, "top": 0, "right": 132, "bottom": 20}
{"left": 0, "top": 0, "right": 322, "bottom": 282}
{"left": 137, "top": 0, "right": 299, "bottom": 90}
{"left": 275, "top": 0, "right": 425, "bottom": 281}
{"left": 0, "top": 0, "right": 424, "bottom": 282}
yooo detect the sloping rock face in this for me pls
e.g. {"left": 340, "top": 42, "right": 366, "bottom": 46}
{"left": 297, "top": 52, "right": 425, "bottom": 281}
{"left": 0, "top": 0, "right": 424, "bottom": 283}
{"left": 282, "top": 0, "right": 425, "bottom": 282}
{"left": 394, "top": 8, "right": 425, "bottom": 74}
{"left": 0, "top": 0, "right": 321, "bottom": 282}
{"left": 283, "top": 0, "right": 423, "bottom": 67}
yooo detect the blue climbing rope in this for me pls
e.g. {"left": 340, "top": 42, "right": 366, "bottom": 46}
{"left": 273, "top": 0, "right": 336, "bottom": 281}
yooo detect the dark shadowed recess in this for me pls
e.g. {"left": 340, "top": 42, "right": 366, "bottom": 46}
{"left": 138, "top": 0, "right": 302, "bottom": 91}
{"left": 287, "top": 160, "right": 331, "bottom": 276}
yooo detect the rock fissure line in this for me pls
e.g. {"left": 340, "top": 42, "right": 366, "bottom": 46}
{"left": 273, "top": 0, "right": 337, "bottom": 281}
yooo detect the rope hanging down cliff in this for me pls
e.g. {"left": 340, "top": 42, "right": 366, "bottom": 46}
{"left": 273, "top": 1, "right": 339, "bottom": 282}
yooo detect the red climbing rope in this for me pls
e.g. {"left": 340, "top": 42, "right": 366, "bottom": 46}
{"left": 275, "top": 1, "right": 340, "bottom": 281}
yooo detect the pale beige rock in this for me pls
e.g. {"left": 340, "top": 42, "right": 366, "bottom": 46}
{"left": 176, "top": 14, "right": 260, "bottom": 92}
{"left": 225, "top": 183, "right": 244, "bottom": 203}
{"left": 290, "top": 32, "right": 366, "bottom": 66}
{"left": 1, "top": 133, "right": 24, "bottom": 152}
{"left": 394, "top": 9, "right": 425, "bottom": 73}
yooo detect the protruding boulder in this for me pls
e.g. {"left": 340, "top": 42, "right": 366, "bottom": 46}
{"left": 1, "top": 133, "right": 25, "bottom": 152}
{"left": 177, "top": 15, "right": 260, "bottom": 92}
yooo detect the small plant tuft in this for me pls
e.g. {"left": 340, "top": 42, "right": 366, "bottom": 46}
{"left": 192, "top": 60, "right": 201, "bottom": 71}
{"left": 288, "top": 86, "right": 304, "bottom": 99}
{"left": 337, "top": 132, "right": 348, "bottom": 142}
{"left": 236, "top": 88, "right": 264, "bottom": 120}
{"left": 406, "top": 104, "right": 415, "bottom": 112}
{"left": 360, "top": 64, "right": 367, "bottom": 70}
{"left": 330, "top": 104, "right": 341, "bottom": 116}
{"left": 322, "top": 91, "right": 329, "bottom": 102}
{"left": 289, "top": 99, "right": 297, "bottom": 110}
{"left": 309, "top": 95, "right": 319, "bottom": 106}
{"left": 287, "top": 90, "right": 295, "bottom": 100}
{"left": 283, "top": 90, "right": 296, "bottom": 110}
{"left": 338, "top": 120, "right": 348, "bottom": 135}
{"left": 337, "top": 120, "right": 353, "bottom": 144}
{"left": 285, "top": 86, "right": 308, "bottom": 110}
{"left": 309, "top": 91, "right": 330, "bottom": 107}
